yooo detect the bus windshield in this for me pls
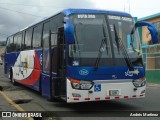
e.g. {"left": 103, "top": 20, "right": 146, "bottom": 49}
{"left": 68, "top": 14, "right": 143, "bottom": 67}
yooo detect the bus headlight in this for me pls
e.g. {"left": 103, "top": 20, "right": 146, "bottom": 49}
{"left": 132, "top": 77, "right": 146, "bottom": 87}
{"left": 68, "top": 78, "right": 93, "bottom": 90}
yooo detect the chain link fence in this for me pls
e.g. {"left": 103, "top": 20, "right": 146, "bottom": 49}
{"left": 142, "top": 44, "right": 160, "bottom": 70}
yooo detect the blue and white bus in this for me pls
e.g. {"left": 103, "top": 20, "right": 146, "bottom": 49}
{"left": 4, "top": 9, "right": 158, "bottom": 103}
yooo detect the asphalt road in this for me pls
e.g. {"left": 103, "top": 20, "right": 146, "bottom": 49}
{"left": 0, "top": 64, "right": 160, "bottom": 120}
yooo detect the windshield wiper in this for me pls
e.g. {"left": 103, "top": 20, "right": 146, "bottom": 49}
{"left": 94, "top": 25, "right": 108, "bottom": 71}
{"left": 113, "top": 24, "right": 134, "bottom": 70}
{"left": 94, "top": 37, "right": 107, "bottom": 71}
{"left": 102, "top": 25, "right": 108, "bottom": 54}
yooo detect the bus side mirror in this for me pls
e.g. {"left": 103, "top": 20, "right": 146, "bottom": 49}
{"left": 64, "top": 18, "right": 74, "bottom": 44}
{"left": 131, "top": 21, "right": 158, "bottom": 44}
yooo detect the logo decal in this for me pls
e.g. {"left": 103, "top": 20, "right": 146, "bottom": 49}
{"left": 94, "top": 84, "right": 101, "bottom": 92}
{"left": 14, "top": 51, "right": 41, "bottom": 85}
{"left": 125, "top": 69, "right": 139, "bottom": 76}
{"left": 79, "top": 69, "right": 89, "bottom": 76}
{"left": 72, "top": 61, "right": 79, "bottom": 66}
{"left": 40, "top": 54, "right": 42, "bottom": 65}
{"left": 134, "top": 69, "right": 139, "bottom": 75}
{"left": 23, "top": 56, "right": 28, "bottom": 73}
{"left": 112, "top": 75, "right": 117, "bottom": 79}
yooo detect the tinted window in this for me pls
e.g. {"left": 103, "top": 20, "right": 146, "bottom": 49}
{"left": 7, "top": 36, "right": 15, "bottom": 52}
{"left": 14, "top": 34, "right": 22, "bottom": 51}
{"left": 13, "top": 35, "right": 18, "bottom": 51}
{"left": 43, "top": 22, "right": 50, "bottom": 48}
{"left": 17, "top": 33, "right": 22, "bottom": 51}
{"left": 42, "top": 21, "right": 50, "bottom": 73}
{"left": 50, "top": 18, "right": 58, "bottom": 32}
{"left": 24, "top": 28, "right": 32, "bottom": 49}
{"left": 21, "top": 31, "right": 25, "bottom": 50}
{"left": 33, "top": 25, "right": 42, "bottom": 48}
{"left": 50, "top": 14, "right": 63, "bottom": 32}
{"left": 6, "top": 38, "right": 10, "bottom": 52}
{"left": 51, "top": 34, "right": 57, "bottom": 46}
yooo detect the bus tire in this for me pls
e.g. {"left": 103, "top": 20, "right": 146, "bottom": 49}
{"left": 47, "top": 98, "right": 58, "bottom": 102}
{"left": 10, "top": 69, "right": 17, "bottom": 86}
{"left": 47, "top": 97, "right": 60, "bottom": 102}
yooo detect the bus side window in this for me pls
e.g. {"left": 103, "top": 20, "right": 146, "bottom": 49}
{"left": 51, "top": 33, "right": 58, "bottom": 73}
{"left": 21, "top": 31, "right": 25, "bottom": 50}
{"left": 24, "top": 28, "right": 32, "bottom": 50}
{"left": 51, "top": 34, "right": 57, "bottom": 47}
{"left": 13, "top": 33, "right": 22, "bottom": 51}
{"left": 6, "top": 36, "right": 14, "bottom": 53}
{"left": 17, "top": 33, "right": 22, "bottom": 51}
{"left": 33, "top": 25, "right": 42, "bottom": 48}
{"left": 6, "top": 38, "right": 10, "bottom": 53}
{"left": 42, "top": 21, "right": 50, "bottom": 74}
{"left": 14, "top": 35, "right": 18, "bottom": 51}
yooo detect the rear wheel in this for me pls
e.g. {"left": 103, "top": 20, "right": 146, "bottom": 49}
{"left": 10, "top": 69, "right": 17, "bottom": 85}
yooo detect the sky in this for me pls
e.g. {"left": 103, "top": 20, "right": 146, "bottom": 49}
{"left": 0, "top": 0, "right": 159, "bottom": 41}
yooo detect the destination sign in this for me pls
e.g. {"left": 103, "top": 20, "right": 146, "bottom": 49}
{"left": 77, "top": 14, "right": 96, "bottom": 19}
{"left": 108, "top": 15, "right": 132, "bottom": 22}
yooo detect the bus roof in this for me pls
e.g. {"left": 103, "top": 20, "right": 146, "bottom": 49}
{"left": 7, "top": 8, "right": 132, "bottom": 38}
{"left": 30, "top": 8, "right": 132, "bottom": 27}
{"left": 63, "top": 8, "right": 132, "bottom": 17}
{"left": 26, "top": 8, "right": 132, "bottom": 30}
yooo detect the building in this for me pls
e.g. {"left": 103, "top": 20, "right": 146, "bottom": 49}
{"left": 0, "top": 41, "right": 6, "bottom": 61}
{"left": 0, "top": 46, "right": 5, "bottom": 61}
{"left": 138, "top": 13, "right": 160, "bottom": 83}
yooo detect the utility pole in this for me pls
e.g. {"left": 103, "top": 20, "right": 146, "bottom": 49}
{"left": 124, "top": 0, "right": 130, "bottom": 13}
{"left": 128, "top": 0, "right": 130, "bottom": 13}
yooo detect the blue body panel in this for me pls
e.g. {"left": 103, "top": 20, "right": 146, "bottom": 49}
{"left": 5, "top": 51, "right": 20, "bottom": 74}
{"left": 63, "top": 9, "right": 144, "bottom": 81}
{"left": 67, "top": 66, "right": 145, "bottom": 81}
{"left": 41, "top": 73, "right": 51, "bottom": 98}
{"left": 63, "top": 9, "right": 131, "bottom": 17}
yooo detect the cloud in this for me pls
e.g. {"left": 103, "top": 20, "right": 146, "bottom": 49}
{"left": 0, "top": 0, "right": 160, "bottom": 41}
{"left": 0, "top": 0, "right": 95, "bottom": 41}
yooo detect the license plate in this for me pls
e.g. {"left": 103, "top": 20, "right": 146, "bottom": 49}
{"left": 109, "top": 90, "right": 120, "bottom": 96}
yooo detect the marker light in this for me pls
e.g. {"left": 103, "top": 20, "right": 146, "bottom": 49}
{"left": 68, "top": 78, "right": 93, "bottom": 90}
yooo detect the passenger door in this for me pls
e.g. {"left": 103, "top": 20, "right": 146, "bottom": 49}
{"left": 41, "top": 22, "right": 66, "bottom": 99}
{"left": 50, "top": 27, "right": 66, "bottom": 98}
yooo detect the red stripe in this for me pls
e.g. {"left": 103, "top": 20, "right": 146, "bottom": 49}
{"left": 85, "top": 98, "right": 90, "bottom": 100}
{"left": 17, "top": 51, "right": 40, "bottom": 85}
{"left": 74, "top": 98, "right": 79, "bottom": 100}
{"left": 105, "top": 97, "right": 110, "bottom": 100}
{"left": 124, "top": 96, "right": 128, "bottom": 99}
{"left": 95, "top": 98, "right": 100, "bottom": 100}
{"left": 115, "top": 96, "right": 120, "bottom": 99}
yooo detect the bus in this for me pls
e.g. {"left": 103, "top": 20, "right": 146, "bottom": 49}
{"left": 4, "top": 9, "right": 158, "bottom": 103}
